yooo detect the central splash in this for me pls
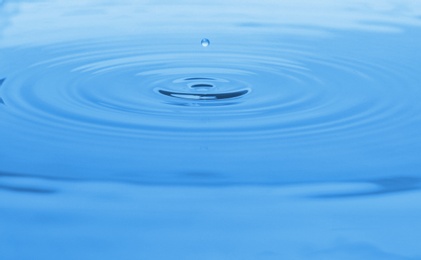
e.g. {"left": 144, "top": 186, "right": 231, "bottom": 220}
{"left": 156, "top": 77, "right": 250, "bottom": 101}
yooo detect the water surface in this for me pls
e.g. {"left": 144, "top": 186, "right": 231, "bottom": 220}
{"left": 1, "top": 0, "right": 421, "bottom": 259}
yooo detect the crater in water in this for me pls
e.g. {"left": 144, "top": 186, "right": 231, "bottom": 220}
{"left": 155, "top": 76, "right": 250, "bottom": 102}
{"left": 158, "top": 89, "right": 249, "bottom": 100}
{"left": 190, "top": 83, "right": 214, "bottom": 89}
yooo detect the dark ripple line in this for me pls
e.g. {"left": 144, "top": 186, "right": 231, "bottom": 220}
{"left": 2, "top": 170, "right": 421, "bottom": 192}
{"left": 0, "top": 171, "right": 58, "bottom": 194}
{"left": 0, "top": 184, "right": 57, "bottom": 194}
{"left": 0, "top": 78, "right": 5, "bottom": 104}
{"left": 309, "top": 176, "right": 421, "bottom": 199}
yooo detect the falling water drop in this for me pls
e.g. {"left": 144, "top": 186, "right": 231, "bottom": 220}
{"left": 201, "top": 38, "right": 210, "bottom": 47}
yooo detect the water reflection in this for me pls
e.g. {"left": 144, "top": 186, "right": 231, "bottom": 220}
{"left": 308, "top": 240, "right": 419, "bottom": 260}
{"left": 1, "top": 173, "right": 421, "bottom": 259}
{"left": 1, "top": 0, "right": 421, "bottom": 47}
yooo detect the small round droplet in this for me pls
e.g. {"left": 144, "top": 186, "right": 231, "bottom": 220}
{"left": 201, "top": 38, "right": 210, "bottom": 47}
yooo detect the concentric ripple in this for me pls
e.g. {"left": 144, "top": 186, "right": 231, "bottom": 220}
{"left": 1, "top": 43, "right": 417, "bottom": 142}
{"left": 1, "top": 38, "right": 421, "bottom": 182}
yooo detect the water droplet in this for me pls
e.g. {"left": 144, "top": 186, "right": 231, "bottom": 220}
{"left": 201, "top": 38, "right": 210, "bottom": 47}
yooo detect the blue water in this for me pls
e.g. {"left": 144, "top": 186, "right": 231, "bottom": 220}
{"left": 1, "top": 1, "right": 421, "bottom": 259}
